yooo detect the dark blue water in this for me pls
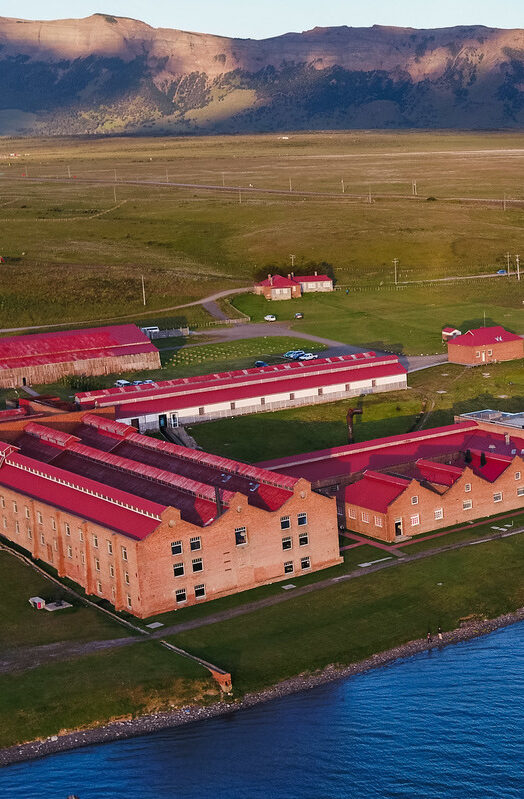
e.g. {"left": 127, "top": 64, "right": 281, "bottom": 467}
{"left": 1, "top": 622, "right": 523, "bottom": 799}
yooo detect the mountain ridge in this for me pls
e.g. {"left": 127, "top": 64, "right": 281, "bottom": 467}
{"left": 0, "top": 14, "right": 522, "bottom": 135}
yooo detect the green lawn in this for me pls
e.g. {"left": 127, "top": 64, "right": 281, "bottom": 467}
{"left": 0, "top": 642, "right": 216, "bottom": 748}
{"left": 173, "top": 535, "right": 524, "bottom": 694}
{"left": 233, "top": 284, "right": 523, "bottom": 356}
{"left": 0, "top": 549, "right": 127, "bottom": 649}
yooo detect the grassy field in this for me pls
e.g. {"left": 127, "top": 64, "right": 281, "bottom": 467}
{"left": 0, "top": 131, "right": 522, "bottom": 333}
{"left": 189, "top": 360, "right": 524, "bottom": 462}
{"left": 173, "top": 535, "right": 524, "bottom": 694}
{"left": 0, "top": 642, "right": 216, "bottom": 748}
{"left": 0, "top": 548, "right": 127, "bottom": 649}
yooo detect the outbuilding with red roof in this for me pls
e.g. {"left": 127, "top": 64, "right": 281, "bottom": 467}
{"left": 447, "top": 325, "right": 523, "bottom": 365}
{"left": 254, "top": 271, "right": 333, "bottom": 300}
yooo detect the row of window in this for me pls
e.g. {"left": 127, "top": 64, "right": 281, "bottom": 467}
{"left": 282, "top": 531, "right": 309, "bottom": 550}
{"left": 281, "top": 513, "right": 308, "bottom": 530}
{"left": 95, "top": 581, "right": 133, "bottom": 609}
{"left": 170, "top": 536, "right": 201, "bottom": 556}
{"left": 173, "top": 558, "right": 203, "bottom": 578}
{"left": 284, "top": 557, "right": 311, "bottom": 574}
{"left": 409, "top": 473, "right": 522, "bottom": 506}
{"left": 176, "top": 584, "right": 206, "bottom": 604}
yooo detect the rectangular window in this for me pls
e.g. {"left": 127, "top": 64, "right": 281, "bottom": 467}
{"left": 173, "top": 562, "right": 185, "bottom": 578}
{"left": 199, "top": 407, "right": 205, "bottom": 416}
{"left": 93, "top": 535, "right": 99, "bottom": 548}
{"left": 230, "top": 402, "right": 236, "bottom": 411}
{"left": 190, "top": 536, "right": 201, "bottom": 552}
{"left": 51, "top": 519, "right": 56, "bottom": 531}
{"left": 81, "top": 553, "right": 85, "bottom": 565}
{"left": 411, "top": 496, "right": 419, "bottom": 505}
{"left": 434, "top": 508, "right": 444, "bottom": 520}
{"left": 463, "top": 500, "right": 473, "bottom": 510}
{"left": 517, "top": 487, "right": 524, "bottom": 497}
{"left": 348, "top": 508, "right": 356, "bottom": 520}
{"left": 280, "top": 516, "right": 291, "bottom": 530}
{"left": 317, "top": 388, "right": 323, "bottom": 396}
{"left": 297, "top": 512, "right": 308, "bottom": 526}
{"left": 78, "top": 529, "right": 83, "bottom": 542}
{"left": 2, "top": 517, "right": 6, "bottom": 529}
{"left": 37, "top": 511, "right": 42, "bottom": 524}
{"left": 282, "top": 536, "right": 292, "bottom": 551}
{"left": 15, "top": 520, "right": 20, "bottom": 534}
{"left": 12, "top": 501, "right": 17, "bottom": 513}
{"left": 124, "top": 571, "right": 130, "bottom": 584}
{"left": 284, "top": 561, "right": 294, "bottom": 574}
{"left": 127, "top": 595, "right": 132, "bottom": 609}
{"left": 65, "top": 523, "right": 70, "bottom": 536}
{"left": 487, "top": 349, "right": 493, "bottom": 356}
{"left": 40, "top": 532, "right": 45, "bottom": 544}
{"left": 515, "top": 472, "right": 521, "bottom": 481}
{"left": 171, "top": 540, "right": 182, "bottom": 556}
{"left": 192, "top": 558, "right": 203, "bottom": 573}
{"left": 194, "top": 584, "right": 206, "bottom": 599}
{"left": 465, "top": 483, "right": 471, "bottom": 493}
{"left": 27, "top": 528, "right": 32, "bottom": 540}
{"left": 374, "top": 516, "right": 383, "bottom": 528}
{"left": 95, "top": 558, "right": 100, "bottom": 571}
{"left": 361, "top": 512, "right": 370, "bottom": 523}
{"left": 67, "top": 546, "right": 72, "bottom": 559}
{"left": 0, "top": 496, "right": 4, "bottom": 509}
{"left": 299, "top": 531, "right": 309, "bottom": 546}
{"left": 121, "top": 546, "right": 128, "bottom": 561}
{"left": 410, "top": 514, "right": 420, "bottom": 527}
{"left": 300, "top": 556, "right": 311, "bottom": 570}
{"left": 109, "top": 564, "right": 115, "bottom": 578}
{"left": 475, "top": 351, "right": 480, "bottom": 358}
{"left": 493, "top": 492, "right": 503, "bottom": 503}
{"left": 235, "top": 527, "right": 247, "bottom": 546}
{"left": 97, "top": 581, "right": 103, "bottom": 595}
{"left": 289, "top": 393, "right": 295, "bottom": 401}
{"left": 175, "top": 588, "right": 187, "bottom": 604}
{"left": 25, "top": 506, "right": 30, "bottom": 519}
{"left": 107, "top": 540, "right": 113, "bottom": 555}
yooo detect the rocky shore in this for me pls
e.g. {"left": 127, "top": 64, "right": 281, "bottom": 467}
{"left": 1, "top": 607, "right": 523, "bottom": 767}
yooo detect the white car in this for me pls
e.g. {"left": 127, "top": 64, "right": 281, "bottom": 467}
{"left": 297, "top": 352, "right": 318, "bottom": 361}
{"left": 114, "top": 379, "right": 132, "bottom": 387}
{"left": 264, "top": 314, "right": 277, "bottom": 322}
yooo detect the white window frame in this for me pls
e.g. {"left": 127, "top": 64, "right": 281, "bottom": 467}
{"left": 298, "top": 530, "right": 309, "bottom": 546}
{"left": 282, "top": 536, "right": 292, "bottom": 551}
{"left": 300, "top": 556, "right": 311, "bottom": 570}
{"left": 173, "top": 562, "right": 185, "bottom": 578}
{"left": 192, "top": 557, "right": 203, "bottom": 573}
{"left": 284, "top": 561, "right": 294, "bottom": 574}
{"left": 348, "top": 508, "right": 356, "bottom": 520}
{"left": 235, "top": 527, "right": 248, "bottom": 546}
{"left": 280, "top": 516, "right": 291, "bottom": 530}
{"left": 434, "top": 508, "right": 444, "bottom": 520}
{"left": 515, "top": 472, "right": 521, "bottom": 481}
{"left": 374, "top": 516, "right": 383, "bottom": 527}
{"left": 411, "top": 496, "right": 419, "bottom": 505}
{"left": 493, "top": 492, "right": 503, "bottom": 503}
{"left": 517, "top": 486, "right": 524, "bottom": 497}
{"left": 190, "top": 536, "right": 201, "bottom": 552}
{"left": 361, "top": 512, "right": 370, "bottom": 523}
{"left": 194, "top": 583, "right": 206, "bottom": 600}
{"left": 121, "top": 546, "right": 128, "bottom": 561}
{"left": 463, "top": 499, "right": 473, "bottom": 510}
{"left": 297, "top": 512, "right": 308, "bottom": 526}
{"left": 171, "top": 540, "right": 183, "bottom": 556}
{"left": 410, "top": 514, "right": 420, "bottom": 527}
{"left": 465, "top": 483, "right": 471, "bottom": 493}
{"left": 175, "top": 588, "right": 187, "bottom": 604}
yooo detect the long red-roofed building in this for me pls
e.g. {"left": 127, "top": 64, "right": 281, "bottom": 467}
{"left": 447, "top": 325, "right": 523, "bottom": 365}
{"left": 259, "top": 412, "right": 524, "bottom": 542}
{"left": 0, "top": 324, "right": 161, "bottom": 388}
{"left": 254, "top": 272, "right": 333, "bottom": 300}
{"left": 75, "top": 353, "right": 407, "bottom": 431}
{"left": 0, "top": 412, "right": 341, "bottom": 617}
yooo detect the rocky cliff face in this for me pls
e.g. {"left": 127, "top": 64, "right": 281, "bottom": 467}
{"left": 0, "top": 14, "right": 522, "bottom": 134}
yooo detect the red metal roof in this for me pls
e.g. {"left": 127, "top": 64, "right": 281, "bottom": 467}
{"left": 0, "top": 325, "right": 158, "bottom": 371}
{"left": 416, "top": 459, "right": 463, "bottom": 486}
{"left": 344, "top": 471, "right": 410, "bottom": 512}
{"left": 294, "top": 275, "right": 331, "bottom": 283}
{"left": 114, "top": 362, "right": 407, "bottom": 418}
{"left": 255, "top": 274, "right": 299, "bottom": 288}
{"left": 0, "top": 406, "right": 28, "bottom": 423}
{"left": 450, "top": 326, "right": 522, "bottom": 347}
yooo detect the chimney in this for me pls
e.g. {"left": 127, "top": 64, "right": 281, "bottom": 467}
{"left": 505, "top": 433, "right": 510, "bottom": 446}
{"left": 268, "top": 274, "right": 273, "bottom": 286}
{"left": 314, "top": 270, "right": 318, "bottom": 276}
{"left": 291, "top": 271, "right": 294, "bottom": 278}
{"left": 288, "top": 273, "right": 291, "bottom": 279}
{"left": 346, "top": 407, "right": 363, "bottom": 444}
{"left": 215, "top": 486, "right": 223, "bottom": 517}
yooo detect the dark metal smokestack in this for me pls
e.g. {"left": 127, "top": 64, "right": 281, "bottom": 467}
{"left": 346, "top": 407, "right": 363, "bottom": 444}
{"left": 215, "top": 486, "right": 223, "bottom": 517}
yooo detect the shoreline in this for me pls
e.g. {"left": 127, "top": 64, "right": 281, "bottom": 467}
{"left": 1, "top": 607, "right": 523, "bottom": 767}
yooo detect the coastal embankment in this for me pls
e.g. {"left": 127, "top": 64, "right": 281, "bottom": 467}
{"left": 1, "top": 607, "right": 522, "bottom": 767}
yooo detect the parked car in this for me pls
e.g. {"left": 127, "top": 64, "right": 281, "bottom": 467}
{"left": 283, "top": 349, "right": 305, "bottom": 359}
{"left": 297, "top": 352, "right": 318, "bottom": 361}
{"left": 264, "top": 314, "right": 277, "bottom": 321}
{"left": 114, "top": 379, "right": 132, "bottom": 387}
{"left": 254, "top": 360, "right": 268, "bottom": 368}
{"left": 294, "top": 312, "right": 304, "bottom": 319}
{"left": 496, "top": 269, "right": 507, "bottom": 275}
{"left": 142, "top": 379, "right": 155, "bottom": 384}
{"left": 132, "top": 380, "right": 144, "bottom": 385}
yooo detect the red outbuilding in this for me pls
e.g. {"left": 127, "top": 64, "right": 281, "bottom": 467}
{"left": 447, "top": 326, "right": 523, "bottom": 365}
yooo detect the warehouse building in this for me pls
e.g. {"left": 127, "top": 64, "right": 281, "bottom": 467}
{"left": 0, "top": 413, "right": 341, "bottom": 617}
{"left": 259, "top": 412, "right": 524, "bottom": 542}
{"left": 75, "top": 353, "right": 407, "bottom": 432}
{"left": 447, "top": 325, "right": 523, "bottom": 365}
{"left": 0, "top": 325, "right": 161, "bottom": 388}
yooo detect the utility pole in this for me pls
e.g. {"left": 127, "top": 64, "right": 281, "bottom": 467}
{"left": 506, "top": 252, "right": 511, "bottom": 276}
{"left": 67, "top": 165, "right": 71, "bottom": 179}
{"left": 222, "top": 172, "right": 225, "bottom": 188}
{"left": 412, "top": 180, "right": 417, "bottom": 196}
{"left": 289, "top": 177, "right": 293, "bottom": 192}
{"left": 341, "top": 179, "right": 345, "bottom": 194}
{"left": 503, "top": 193, "right": 507, "bottom": 212}
{"left": 113, "top": 185, "right": 117, "bottom": 204}
{"left": 239, "top": 189, "right": 242, "bottom": 205}
{"left": 516, "top": 254, "right": 520, "bottom": 282}
{"left": 114, "top": 169, "right": 117, "bottom": 182}
{"left": 290, "top": 254, "right": 296, "bottom": 268}
{"left": 166, "top": 167, "right": 169, "bottom": 183}
{"left": 141, "top": 275, "right": 146, "bottom": 306}
{"left": 368, "top": 185, "right": 372, "bottom": 204}
{"left": 393, "top": 258, "right": 399, "bottom": 286}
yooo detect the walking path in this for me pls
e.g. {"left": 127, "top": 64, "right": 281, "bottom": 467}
{"left": 2, "top": 522, "right": 522, "bottom": 676}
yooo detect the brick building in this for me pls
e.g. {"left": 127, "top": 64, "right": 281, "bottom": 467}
{"left": 259, "top": 413, "right": 524, "bottom": 542}
{"left": 0, "top": 413, "right": 341, "bottom": 618}
{"left": 254, "top": 272, "right": 333, "bottom": 300}
{"left": 447, "top": 326, "right": 523, "bottom": 365}
{"left": 75, "top": 353, "right": 407, "bottom": 432}
{"left": 0, "top": 325, "right": 161, "bottom": 388}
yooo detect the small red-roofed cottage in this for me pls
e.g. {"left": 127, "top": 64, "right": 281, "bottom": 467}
{"left": 441, "top": 326, "right": 462, "bottom": 342}
{"left": 447, "top": 326, "right": 523, "bottom": 365}
{"left": 294, "top": 272, "right": 333, "bottom": 293}
{"left": 254, "top": 274, "right": 302, "bottom": 300}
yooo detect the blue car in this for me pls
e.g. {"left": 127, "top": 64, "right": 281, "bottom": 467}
{"left": 254, "top": 360, "right": 268, "bottom": 368}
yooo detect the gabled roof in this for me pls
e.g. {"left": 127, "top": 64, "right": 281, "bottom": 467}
{"left": 416, "top": 459, "right": 463, "bottom": 486}
{"left": 442, "top": 326, "right": 461, "bottom": 334}
{"left": 344, "top": 471, "right": 410, "bottom": 513}
{"left": 294, "top": 274, "right": 331, "bottom": 283}
{"left": 450, "top": 326, "right": 522, "bottom": 347}
{"left": 255, "top": 275, "right": 298, "bottom": 288}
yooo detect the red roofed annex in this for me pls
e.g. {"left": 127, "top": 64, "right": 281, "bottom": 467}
{"left": 76, "top": 353, "right": 407, "bottom": 431}
{"left": 260, "top": 411, "right": 524, "bottom": 543}
{"left": 0, "top": 324, "right": 161, "bottom": 388}
{"left": 447, "top": 325, "right": 523, "bottom": 365}
{"left": 0, "top": 412, "right": 341, "bottom": 617}
{"left": 254, "top": 272, "right": 333, "bottom": 300}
